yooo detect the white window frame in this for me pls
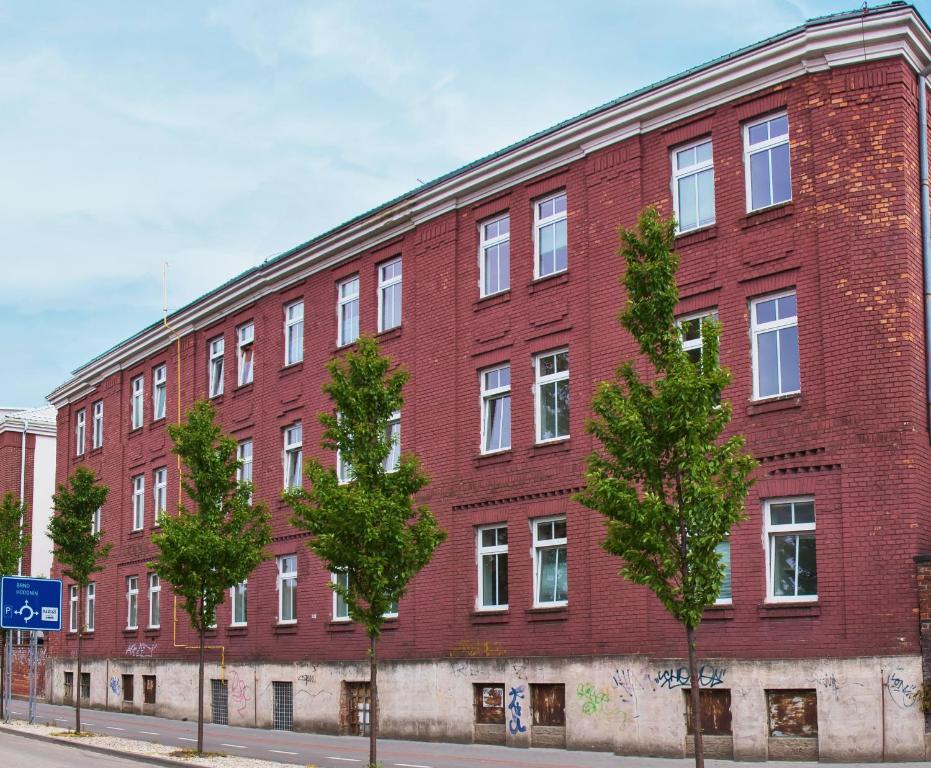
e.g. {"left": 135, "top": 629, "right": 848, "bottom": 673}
{"left": 480, "top": 364, "right": 511, "bottom": 454}
{"left": 277, "top": 555, "right": 297, "bottom": 624}
{"left": 92, "top": 401, "right": 104, "bottom": 449}
{"left": 533, "top": 191, "right": 567, "bottom": 279}
{"left": 534, "top": 349, "right": 570, "bottom": 444}
{"left": 69, "top": 585, "right": 78, "bottom": 633}
{"left": 153, "top": 467, "right": 167, "bottom": 526}
{"left": 377, "top": 257, "right": 402, "bottom": 332}
{"left": 384, "top": 411, "right": 400, "bottom": 473}
{"left": 476, "top": 524, "right": 508, "bottom": 611}
{"left": 126, "top": 576, "right": 139, "bottom": 630}
{"left": 237, "top": 322, "right": 254, "bottom": 387}
{"left": 671, "top": 138, "right": 715, "bottom": 233}
{"left": 532, "top": 516, "right": 568, "bottom": 608}
{"left": 132, "top": 474, "right": 145, "bottom": 531}
{"left": 337, "top": 276, "right": 360, "bottom": 347}
{"left": 750, "top": 290, "right": 800, "bottom": 400}
{"left": 85, "top": 583, "right": 96, "bottom": 632}
{"left": 283, "top": 423, "right": 303, "bottom": 490}
{"left": 131, "top": 375, "right": 144, "bottom": 430}
{"left": 764, "top": 496, "right": 817, "bottom": 603}
{"left": 237, "top": 439, "right": 253, "bottom": 502}
{"left": 230, "top": 580, "right": 247, "bottom": 626}
{"left": 208, "top": 336, "right": 225, "bottom": 398}
{"left": 75, "top": 410, "right": 86, "bottom": 456}
{"left": 479, "top": 213, "right": 510, "bottom": 297}
{"left": 332, "top": 570, "right": 350, "bottom": 622}
{"left": 743, "top": 111, "right": 791, "bottom": 213}
{"left": 148, "top": 573, "right": 160, "bottom": 628}
{"left": 677, "top": 309, "right": 718, "bottom": 367}
{"left": 153, "top": 364, "right": 167, "bottom": 421}
{"left": 91, "top": 507, "right": 101, "bottom": 537}
{"left": 284, "top": 300, "right": 304, "bottom": 366}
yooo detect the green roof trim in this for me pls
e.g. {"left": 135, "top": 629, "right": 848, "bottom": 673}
{"left": 68, "top": 1, "right": 924, "bottom": 378}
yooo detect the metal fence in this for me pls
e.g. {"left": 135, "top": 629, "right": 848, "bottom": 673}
{"left": 211, "top": 679, "right": 229, "bottom": 725}
{"left": 272, "top": 681, "right": 293, "bottom": 731}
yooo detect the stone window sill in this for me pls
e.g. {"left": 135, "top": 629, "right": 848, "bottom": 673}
{"left": 144, "top": 628, "right": 161, "bottom": 637}
{"left": 526, "top": 606, "right": 568, "bottom": 622}
{"left": 273, "top": 623, "right": 298, "bottom": 635}
{"left": 758, "top": 602, "right": 820, "bottom": 619}
{"left": 746, "top": 393, "right": 802, "bottom": 416}
{"left": 327, "top": 621, "right": 355, "bottom": 633}
{"left": 471, "top": 610, "right": 509, "bottom": 625}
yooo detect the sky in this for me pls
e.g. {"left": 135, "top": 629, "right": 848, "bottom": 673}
{"left": 2, "top": 0, "right": 928, "bottom": 406}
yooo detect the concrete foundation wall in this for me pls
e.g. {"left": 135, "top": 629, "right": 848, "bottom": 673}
{"left": 46, "top": 653, "right": 927, "bottom": 760}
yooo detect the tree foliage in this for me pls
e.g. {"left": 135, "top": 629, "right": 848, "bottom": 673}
{"left": 285, "top": 335, "right": 446, "bottom": 638}
{"left": 48, "top": 467, "right": 110, "bottom": 588}
{"left": 150, "top": 399, "right": 271, "bottom": 633}
{"left": 577, "top": 207, "right": 756, "bottom": 629}
{"left": 0, "top": 493, "right": 29, "bottom": 579}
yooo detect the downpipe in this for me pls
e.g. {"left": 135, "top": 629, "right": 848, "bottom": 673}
{"left": 919, "top": 66, "right": 931, "bottom": 441}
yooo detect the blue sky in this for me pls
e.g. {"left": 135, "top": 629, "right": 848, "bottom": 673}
{"left": 1, "top": 0, "right": 927, "bottom": 405}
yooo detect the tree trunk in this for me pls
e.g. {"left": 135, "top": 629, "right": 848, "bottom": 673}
{"left": 76, "top": 588, "right": 83, "bottom": 734}
{"left": 687, "top": 624, "right": 704, "bottom": 768}
{"left": 369, "top": 632, "right": 378, "bottom": 768}
{"left": 197, "top": 624, "right": 206, "bottom": 755}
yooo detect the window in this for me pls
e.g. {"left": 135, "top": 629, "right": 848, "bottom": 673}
{"left": 765, "top": 498, "right": 816, "bottom": 601}
{"left": 231, "top": 580, "right": 247, "bottom": 626}
{"left": 237, "top": 439, "right": 253, "bottom": 503}
{"left": 744, "top": 112, "right": 791, "bottom": 211}
{"left": 122, "top": 674, "right": 134, "bottom": 703}
{"left": 384, "top": 412, "right": 400, "bottom": 472}
{"left": 153, "top": 467, "right": 167, "bottom": 525}
{"left": 92, "top": 401, "right": 104, "bottom": 449}
{"left": 533, "top": 517, "right": 567, "bottom": 606}
{"left": 131, "top": 375, "right": 144, "bottom": 430}
{"left": 751, "top": 291, "right": 799, "bottom": 399}
{"left": 237, "top": 322, "right": 254, "bottom": 386}
{"left": 678, "top": 310, "right": 718, "bottom": 367}
{"left": 148, "top": 574, "right": 160, "bottom": 628}
{"left": 132, "top": 474, "right": 145, "bottom": 531}
{"left": 337, "top": 415, "right": 352, "bottom": 484}
{"left": 534, "top": 192, "right": 567, "bottom": 278}
{"left": 143, "top": 675, "right": 156, "bottom": 705}
{"left": 477, "top": 525, "right": 508, "bottom": 610}
{"left": 338, "top": 276, "right": 360, "bottom": 347}
{"left": 126, "top": 576, "right": 139, "bottom": 629}
{"left": 481, "top": 364, "right": 511, "bottom": 454}
{"left": 378, "top": 258, "right": 402, "bottom": 332}
{"left": 534, "top": 350, "right": 569, "bottom": 443}
{"left": 85, "top": 583, "right": 96, "bottom": 632}
{"left": 284, "top": 300, "right": 304, "bottom": 366}
{"left": 153, "top": 365, "right": 167, "bottom": 421}
{"left": 64, "top": 671, "right": 74, "bottom": 702}
{"left": 208, "top": 336, "right": 224, "bottom": 398}
{"left": 277, "top": 555, "right": 297, "bottom": 624}
{"left": 69, "top": 585, "right": 78, "bottom": 633}
{"left": 80, "top": 672, "right": 90, "bottom": 701}
{"left": 479, "top": 214, "right": 510, "bottom": 297}
{"left": 91, "top": 507, "right": 101, "bottom": 537}
{"left": 283, "top": 423, "right": 303, "bottom": 490}
{"left": 715, "top": 539, "right": 732, "bottom": 605}
{"left": 672, "top": 139, "right": 715, "bottom": 232}
{"left": 75, "top": 410, "right": 86, "bottom": 455}
{"left": 332, "top": 571, "right": 350, "bottom": 621}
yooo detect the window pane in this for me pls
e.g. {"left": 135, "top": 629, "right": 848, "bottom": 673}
{"left": 777, "top": 293, "right": 797, "bottom": 319}
{"left": 486, "top": 395, "right": 510, "bottom": 451}
{"left": 555, "top": 547, "right": 568, "bottom": 602}
{"left": 553, "top": 194, "right": 566, "bottom": 215}
{"left": 695, "top": 141, "right": 712, "bottom": 164}
{"left": 482, "top": 554, "right": 498, "bottom": 606}
{"left": 539, "top": 199, "right": 553, "bottom": 219}
{"left": 770, "top": 503, "right": 792, "bottom": 526}
{"left": 697, "top": 168, "right": 715, "bottom": 226}
{"left": 770, "top": 115, "right": 788, "bottom": 138}
{"left": 539, "top": 548, "right": 558, "bottom": 603}
{"left": 750, "top": 150, "right": 771, "bottom": 209}
{"left": 778, "top": 326, "right": 800, "bottom": 392}
{"left": 539, "top": 223, "right": 555, "bottom": 275}
{"left": 680, "top": 318, "right": 700, "bottom": 342}
{"left": 555, "top": 351, "right": 568, "bottom": 373}
{"left": 757, "top": 330, "right": 779, "bottom": 397}
{"left": 794, "top": 501, "right": 815, "bottom": 524}
{"left": 537, "top": 520, "right": 553, "bottom": 540}
{"left": 675, "top": 146, "right": 694, "bottom": 170}
{"left": 748, "top": 122, "right": 769, "bottom": 145}
{"left": 771, "top": 142, "right": 791, "bottom": 204}
{"left": 553, "top": 519, "right": 567, "bottom": 539}
{"left": 556, "top": 379, "right": 569, "bottom": 438}
{"left": 677, "top": 175, "right": 698, "bottom": 231}
{"left": 772, "top": 535, "right": 798, "bottom": 597}
{"left": 715, "top": 541, "right": 732, "bottom": 601}
{"left": 755, "top": 298, "right": 777, "bottom": 324}
{"left": 539, "top": 354, "right": 555, "bottom": 377}
{"left": 540, "top": 382, "right": 557, "bottom": 440}
{"left": 481, "top": 529, "right": 497, "bottom": 548}
{"left": 797, "top": 535, "right": 817, "bottom": 596}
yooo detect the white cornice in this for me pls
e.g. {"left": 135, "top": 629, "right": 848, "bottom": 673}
{"left": 47, "top": 6, "right": 931, "bottom": 408}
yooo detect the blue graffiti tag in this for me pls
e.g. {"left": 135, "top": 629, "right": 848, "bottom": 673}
{"left": 507, "top": 685, "right": 527, "bottom": 734}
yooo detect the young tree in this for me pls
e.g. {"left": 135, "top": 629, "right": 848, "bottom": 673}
{"left": 0, "top": 492, "right": 30, "bottom": 720}
{"left": 48, "top": 467, "right": 110, "bottom": 734}
{"left": 577, "top": 208, "right": 756, "bottom": 768}
{"left": 285, "top": 335, "right": 446, "bottom": 768}
{"left": 150, "top": 400, "right": 271, "bottom": 755}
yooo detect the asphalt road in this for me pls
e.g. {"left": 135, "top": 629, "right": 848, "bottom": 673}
{"left": 7, "top": 701, "right": 931, "bottom": 768}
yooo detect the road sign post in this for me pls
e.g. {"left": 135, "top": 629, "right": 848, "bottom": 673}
{"left": 1, "top": 576, "right": 63, "bottom": 724}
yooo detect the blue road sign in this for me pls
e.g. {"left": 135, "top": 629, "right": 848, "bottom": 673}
{"left": 1, "top": 576, "right": 63, "bottom": 631}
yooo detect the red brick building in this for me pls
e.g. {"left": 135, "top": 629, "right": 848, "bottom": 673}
{"left": 45, "top": 4, "right": 931, "bottom": 760}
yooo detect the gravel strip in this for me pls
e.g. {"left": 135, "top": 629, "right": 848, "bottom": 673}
{"left": 2, "top": 721, "right": 301, "bottom": 768}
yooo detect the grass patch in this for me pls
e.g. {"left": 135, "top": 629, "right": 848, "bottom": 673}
{"left": 168, "top": 749, "right": 227, "bottom": 759}
{"left": 51, "top": 730, "right": 94, "bottom": 738}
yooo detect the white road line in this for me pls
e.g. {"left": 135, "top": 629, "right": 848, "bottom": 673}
{"left": 140, "top": 731, "right": 160, "bottom": 735}
{"left": 54, "top": 718, "right": 67, "bottom": 722}
{"left": 106, "top": 726, "right": 125, "bottom": 731}
{"left": 221, "top": 743, "right": 247, "bottom": 749}
{"left": 395, "top": 764, "right": 432, "bottom": 768}
{"left": 269, "top": 750, "right": 299, "bottom": 755}
{"left": 178, "top": 737, "right": 197, "bottom": 742}
{"left": 327, "top": 759, "right": 361, "bottom": 763}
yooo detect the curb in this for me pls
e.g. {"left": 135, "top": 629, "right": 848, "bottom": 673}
{"left": 0, "top": 724, "right": 196, "bottom": 768}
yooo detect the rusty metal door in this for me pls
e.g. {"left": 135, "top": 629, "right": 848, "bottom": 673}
{"left": 474, "top": 684, "right": 505, "bottom": 724}
{"left": 531, "top": 683, "right": 566, "bottom": 726}
{"left": 767, "top": 689, "right": 818, "bottom": 737}
{"left": 685, "top": 689, "right": 732, "bottom": 735}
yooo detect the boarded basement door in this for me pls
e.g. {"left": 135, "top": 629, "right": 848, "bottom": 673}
{"left": 767, "top": 689, "right": 818, "bottom": 761}
{"left": 343, "top": 681, "right": 371, "bottom": 736}
{"left": 531, "top": 683, "right": 566, "bottom": 748}
{"left": 685, "top": 689, "right": 733, "bottom": 735}
{"left": 473, "top": 683, "right": 506, "bottom": 745}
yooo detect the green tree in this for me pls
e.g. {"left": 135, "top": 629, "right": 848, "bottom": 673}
{"left": 0, "top": 492, "right": 30, "bottom": 720}
{"left": 48, "top": 467, "right": 110, "bottom": 733}
{"left": 577, "top": 208, "right": 755, "bottom": 768}
{"left": 150, "top": 400, "right": 271, "bottom": 755}
{"left": 285, "top": 336, "right": 447, "bottom": 768}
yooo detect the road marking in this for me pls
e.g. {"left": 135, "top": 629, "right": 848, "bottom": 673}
{"left": 327, "top": 759, "right": 361, "bottom": 763}
{"left": 140, "top": 731, "right": 160, "bottom": 735}
{"left": 106, "top": 726, "right": 125, "bottom": 731}
{"left": 269, "top": 750, "right": 299, "bottom": 755}
{"left": 54, "top": 718, "right": 67, "bottom": 722}
{"left": 395, "top": 764, "right": 432, "bottom": 768}
{"left": 221, "top": 743, "right": 247, "bottom": 749}
{"left": 178, "top": 737, "right": 197, "bottom": 742}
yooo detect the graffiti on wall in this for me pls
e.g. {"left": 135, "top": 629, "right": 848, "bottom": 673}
{"left": 109, "top": 677, "right": 120, "bottom": 696}
{"left": 810, "top": 671, "right": 863, "bottom": 701}
{"left": 886, "top": 670, "right": 921, "bottom": 709}
{"left": 654, "top": 664, "right": 726, "bottom": 690}
{"left": 228, "top": 669, "right": 252, "bottom": 718}
{"left": 577, "top": 683, "right": 615, "bottom": 716}
{"left": 448, "top": 639, "right": 506, "bottom": 658}
{"left": 125, "top": 641, "right": 158, "bottom": 658}
{"left": 507, "top": 685, "right": 527, "bottom": 735}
